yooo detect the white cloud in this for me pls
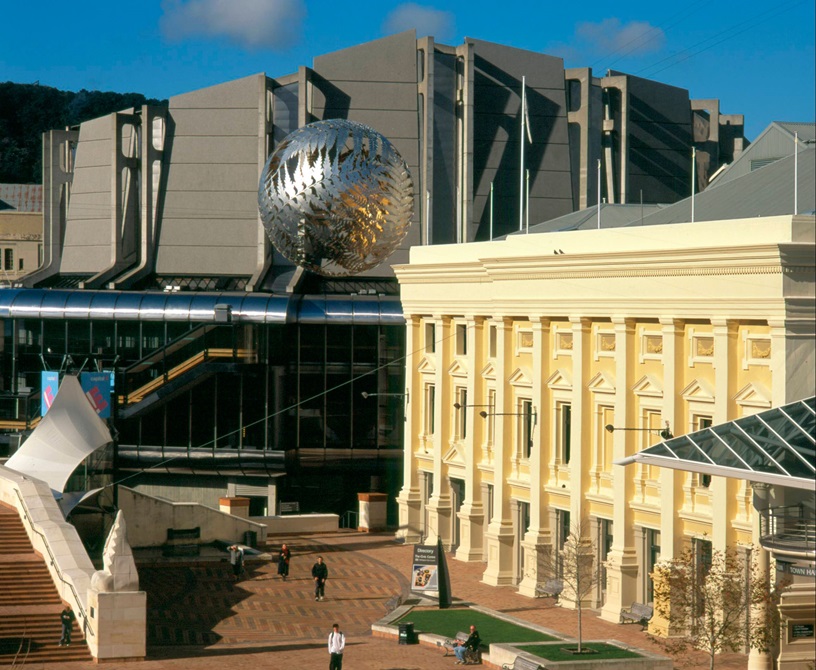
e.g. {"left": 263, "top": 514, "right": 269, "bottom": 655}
{"left": 160, "top": 0, "right": 306, "bottom": 50}
{"left": 575, "top": 18, "right": 665, "bottom": 56}
{"left": 382, "top": 3, "right": 455, "bottom": 41}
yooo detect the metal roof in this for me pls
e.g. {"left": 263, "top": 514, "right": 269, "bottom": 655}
{"left": 508, "top": 203, "right": 665, "bottom": 237}
{"left": 0, "top": 184, "right": 43, "bottom": 212}
{"left": 627, "top": 146, "right": 815, "bottom": 226}
{"left": 616, "top": 397, "right": 816, "bottom": 490}
{"left": 0, "top": 288, "right": 404, "bottom": 325}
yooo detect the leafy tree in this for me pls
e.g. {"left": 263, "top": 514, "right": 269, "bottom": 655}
{"left": 651, "top": 546, "right": 783, "bottom": 670}
{"left": 0, "top": 82, "right": 164, "bottom": 184}
{"left": 537, "top": 518, "right": 600, "bottom": 654}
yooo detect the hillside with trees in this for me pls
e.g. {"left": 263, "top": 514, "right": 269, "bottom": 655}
{"left": 0, "top": 82, "right": 165, "bottom": 184}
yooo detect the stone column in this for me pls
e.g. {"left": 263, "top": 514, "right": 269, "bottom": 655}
{"left": 748, "top": 483, "right": 774, "bottom": 670}
{"left": 601, "top": 318, "right": 639, "bottom": 623}
{"left": 456, "top": 316, "right": 485, "bottom": 561}
{"left": 660, "top": 318, "right": 684, "bottom": 560}
{"left": 518, "top": 316, "right": 553, "bottom": 597}
{"left": 397, "top": 315, "right": 423, "bottom": 543}
{"left": 482, "top": 317, "right": 515, "bottom": 586}
{"left": 711, "top": 319, "right": 735, "bottom": 552}
{"left": 425, "top": 316, "right": 452, "bottom": 547}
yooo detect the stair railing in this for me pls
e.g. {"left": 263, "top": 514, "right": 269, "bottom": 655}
{"left": 13, "top": 489, "right": 94, "bottom": 639}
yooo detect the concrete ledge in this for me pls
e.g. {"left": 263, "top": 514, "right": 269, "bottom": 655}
{"left": 490, "top": 641, "right": 673, "bottom": 670}
{"left": 256, "top": 513, "right": 338, "bottom": 535}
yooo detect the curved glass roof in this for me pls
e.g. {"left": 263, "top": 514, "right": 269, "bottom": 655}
{"left": 616, "top": 396, "right": 815, "bottom": 489}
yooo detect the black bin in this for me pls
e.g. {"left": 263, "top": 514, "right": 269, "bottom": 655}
{"left": 244, "top": 530, "right": 257, "bottom": 548}
{"left": 398, "top": 622, "right": 416, "bottom": 645}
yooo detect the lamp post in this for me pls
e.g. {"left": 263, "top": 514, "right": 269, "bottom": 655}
{"left": 605, "top": 423, "right": 673, "bottom": 440}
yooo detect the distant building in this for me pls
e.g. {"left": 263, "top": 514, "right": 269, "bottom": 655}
{"left": 0, "top": 184, "right": 42, "bottom": 284}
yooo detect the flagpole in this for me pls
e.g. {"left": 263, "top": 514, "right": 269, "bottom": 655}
{"left": 691, "top": 146, "right": 696, "bottom": 223}
{"left": 519, "top": 76, "right": 526, "bottom": 232}
{"left": 597, "top": 159, "right": 601, "bottom": 229}
{"left": 489, "top": 181, "right": 494, "bottom": 240}
{"left": 525, "top": 169, "right": 530, "bottom": 233}
{"left": 794, "top": 131, "right": 799, "bottom": 215}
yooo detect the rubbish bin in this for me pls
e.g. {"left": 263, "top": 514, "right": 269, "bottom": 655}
{"left": 398, "top": 622, "right": 416, "bottom": 645}
{"left": 244, "top": 530, "right": 257, "bottom": 548}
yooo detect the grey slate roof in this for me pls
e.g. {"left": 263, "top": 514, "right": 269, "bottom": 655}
{"left": 628, "top": 146, "right": 815, "bottom": 226}
{"left": 709, "top": 121, "right": 815, "bottom": 189}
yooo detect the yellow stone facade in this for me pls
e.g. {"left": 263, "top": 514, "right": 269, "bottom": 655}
{"left": 394, "top": 215, "right": 815, "bottom": 625}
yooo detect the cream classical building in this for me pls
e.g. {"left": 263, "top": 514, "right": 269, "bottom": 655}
{"left": 394, "top": 214, "right": 815, "bottom": 629}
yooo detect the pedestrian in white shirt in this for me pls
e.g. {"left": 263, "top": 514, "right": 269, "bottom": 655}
{"left": 328, "top": 623, "right": 345, "bottom": 670}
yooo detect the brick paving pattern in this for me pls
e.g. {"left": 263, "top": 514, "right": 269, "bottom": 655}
{"left": 18, "top": 530, "right": 751, "bottom": 670}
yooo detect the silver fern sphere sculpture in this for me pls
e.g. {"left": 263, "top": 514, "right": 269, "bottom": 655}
{"left": 258, "top": 119, "right": 414, "bottom": 277}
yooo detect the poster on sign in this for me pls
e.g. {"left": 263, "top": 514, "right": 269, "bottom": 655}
{"left": 80, "top": 372, "right": 112, "bottom": 419}
{"left": 41, "top": 372, "right": 113, "bottom": 419}
{"left": 41, "top": 371, "right": 59, "bottom": 416}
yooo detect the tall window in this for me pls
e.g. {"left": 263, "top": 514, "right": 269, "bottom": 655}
{"left": 425, "top": 384, "right": 436, "bottom": 435}
{"left": 696, "top": 417, "right": 713, "bottom": 487}
{"left": 4, "top": 249, "right": 12, "bottom": 271}
{"left": 456, "top": 388, "right": 467, "bottom": 439}
{"left": 556, "top": 509, "right": 571, "bottom": 578}
{"left": 520, "top": 399, "right": 535, "bottom": 458}
{"left": 425, "top": 322, "right": 436, "bottom": 353}
{"left": 600, "top": 519, "right": 614, "bottom": 590}
{"left": 558, "top": 402, "right": 572, "bottom": 464}
{"left": 647, "top": 529, "right": 661, "bottom": 602}
{"left": 488, "top": 324, "right": 497, "bottom": 358}
{"left": 456, "top": 323, "right": 467, "bottom": 356}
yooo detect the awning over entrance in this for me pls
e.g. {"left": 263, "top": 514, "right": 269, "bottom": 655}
{"left": 615, "top": 396, "right": 815, "bottom": 490}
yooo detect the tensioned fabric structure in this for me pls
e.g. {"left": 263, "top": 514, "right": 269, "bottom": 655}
{"left": 5, "top": 375, "right": 112, "bottom": 493}
{"left": 615, "top": 396, "right": 815, "bottom": 489}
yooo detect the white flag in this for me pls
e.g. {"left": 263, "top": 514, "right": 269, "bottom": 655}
{"left": 522, "top": 83, "right": 533, "bottom": 144}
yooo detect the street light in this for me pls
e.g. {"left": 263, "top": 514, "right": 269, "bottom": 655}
{"left": 361, "top": 391, "right": 408, "bottom": 401}
{"left": 605, "top": 423, "right": 673, "bottom": 440}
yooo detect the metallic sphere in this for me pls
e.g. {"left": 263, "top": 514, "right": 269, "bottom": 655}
{"left": 258, "top": 119, "right": 414, "bottom": 277}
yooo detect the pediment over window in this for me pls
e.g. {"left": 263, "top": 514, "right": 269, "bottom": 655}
{"left": 681, "top": 378, "right": 715, "bottom": 403}
{"left": 545, "top": 368, "right": 572, "bottom": 391}
{"left": 587, "top": 371, "right": 616, "bottom": 394}
{"left": 734, "top": 382, "right": 772, "bottom": 410}
{"left": 443, "top": 443, "right": 466, "bottom": 466}
{"left": 508, "top": 367, "right": 533, "bottom": 388}
{"left": 481, "top": 362, "right": 497, "bottom": 381}
{"left": 447, "top": 359, "right": 469, "bottom": 378}
{"left": 417, "top": 356, "right": 436, "bottom": 375}
{"left": 632, "top": 374, "right": 663, "bottom": 398}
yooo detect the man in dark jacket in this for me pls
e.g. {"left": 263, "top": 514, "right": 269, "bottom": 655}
{"left": 59, "top": 604, "right": 76, "bottom": 647}
{"left": 454, "top": 625, "right": 481, "bottom": 664}
{"left": 311, "top": 555, "right": 328, "bottom": 601}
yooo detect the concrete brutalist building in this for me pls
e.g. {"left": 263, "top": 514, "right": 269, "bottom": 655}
{"left": 2, "top": 31, "right": 746, "bottom": 520}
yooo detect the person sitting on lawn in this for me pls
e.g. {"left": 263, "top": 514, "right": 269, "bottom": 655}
{"left": 454, "top": 624, "right": 481, "bottom": 665}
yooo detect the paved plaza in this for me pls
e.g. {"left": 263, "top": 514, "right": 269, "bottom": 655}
{"left": 7, "top": 530, "right": 749, "bottom": 670}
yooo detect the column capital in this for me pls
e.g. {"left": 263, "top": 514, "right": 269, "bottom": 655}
{"left": 611, "top": 316, "right": 636, "bottom": 329}
{"left": 464, "top": 315, "right": 486, "bottom": 326}
{"left": 659, "top": 317, "right": 685, "bottom": 328}
{"left": 569, "top": 316, "right": 592, "bottom": 330}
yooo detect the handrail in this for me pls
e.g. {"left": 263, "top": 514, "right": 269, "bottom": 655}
{"left": 12, "top": 488, "right": 94, "bottom": 638}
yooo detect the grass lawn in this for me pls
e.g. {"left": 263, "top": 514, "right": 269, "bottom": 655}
{"left": 395, "top": 608, "right": 557, "bottom": 644}
{"left": 515, "top": 642, "right": 643, "bottom": 661}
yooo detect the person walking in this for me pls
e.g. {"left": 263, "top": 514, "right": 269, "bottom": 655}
{"left": 312, "top": 555, "right": 328, "bottom": 601}
{"left": 277, "top": 543, "right": 291, "bottom": 581}
{"left": 327, "top": 622, "right": 345, "bottom": 670}
{"left": 228, "top": 544, "right": 245, "bottom": 582}
{"left": 59, "top": 604, "right": 75, "bottom": 647}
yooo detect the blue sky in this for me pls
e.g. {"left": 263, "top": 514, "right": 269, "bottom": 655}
{"left": 2, "top": 0, "right": 813, "bottom": 139}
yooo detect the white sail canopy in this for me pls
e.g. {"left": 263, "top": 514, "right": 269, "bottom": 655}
{"left": 5, "top": 375, "right": 112, "bottom": 493}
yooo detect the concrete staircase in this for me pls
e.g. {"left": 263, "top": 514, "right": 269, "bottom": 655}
{"left": 0, "top": 504, "right": 91, "bottom": 664}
